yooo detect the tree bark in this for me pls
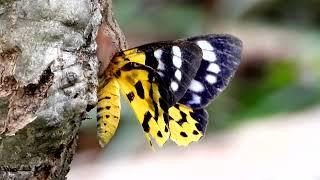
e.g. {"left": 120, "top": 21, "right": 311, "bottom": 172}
{"left": 0, "top": 0, "right": 126, "bottom": 179}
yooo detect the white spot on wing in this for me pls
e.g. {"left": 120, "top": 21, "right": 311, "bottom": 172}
{"left": 189, "top": 80, "right": 204, "bottom": 92}
{"left": 174, "top": 69, "right": 182, "bottom": 81}
{"left": 154, "top": 49, "right": 163, "bottom": 59}
{"left": 158, "top": 72, "right": 164, "bottom": 77}
{"left": 172, "top": 46, "right": 182, "bottom": 57}
{"left": 173, "top": 56, "right": 182, "bottom": 68}
{"left": 157, "top": 59, "right": 165, "bottom": 70}
{"left": 202, "top": 50, "right": 217, "bottom": 62}
{"left": 207, "top": 63, "right": 220, "bottom": 73}
{"left": 189, "top": 94, "right": 201, "bottom": 105}
{"left": 197, "top": 40, "right": 213, "bottom": 51}
{"left": 205, "top": 74, "right": 217, "bottom": 84}
{"left": 171, "top": 81, "right": 179, "bottom": 91}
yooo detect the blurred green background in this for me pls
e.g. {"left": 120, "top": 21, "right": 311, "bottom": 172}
{"left": 70, "top": 0, "right": 320, "bottom": 179}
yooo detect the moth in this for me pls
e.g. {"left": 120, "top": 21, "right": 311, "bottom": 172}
{"left": 97, "top": 34, "right": 242, "bottom": 147}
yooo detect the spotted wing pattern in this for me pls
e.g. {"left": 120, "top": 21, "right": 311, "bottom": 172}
{"left": 179, "top": 34, "right": 242, "bottom": 108}
{"left": 97, "top": 34, "right": 242, "bottom": 147}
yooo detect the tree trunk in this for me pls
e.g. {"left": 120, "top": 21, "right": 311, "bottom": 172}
{"left": 0, "top": 0, "right": 126, "bottom": 179}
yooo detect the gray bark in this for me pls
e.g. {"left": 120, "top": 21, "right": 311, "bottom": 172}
{"left": 0, "top": 0, "right": 126, "bottom": 179}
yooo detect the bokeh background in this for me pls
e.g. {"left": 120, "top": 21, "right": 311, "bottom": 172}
{"left": 69, "top": 0, "right": 320, "bottom": 179}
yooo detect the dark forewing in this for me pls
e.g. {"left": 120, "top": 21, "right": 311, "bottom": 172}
{"left": 135, "top": 41, "right": 203, "bottom": 106}
{"left": 179, "top": 34, "right": 242, "bottom": 109}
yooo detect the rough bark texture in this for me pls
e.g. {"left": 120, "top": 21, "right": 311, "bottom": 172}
{"left": 0, "top": 0, "right": 126, "bottom": 179}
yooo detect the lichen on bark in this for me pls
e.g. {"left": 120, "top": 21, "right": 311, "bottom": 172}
{"left": 0, "top": 0, "right": 126, "bottom": 179}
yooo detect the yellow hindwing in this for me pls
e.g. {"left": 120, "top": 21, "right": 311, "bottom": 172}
{"left": 168, "top": 104, "right": 204, "bottom": 146}
{"left": 97, "top": 78, "right": 121, "bottom": 147}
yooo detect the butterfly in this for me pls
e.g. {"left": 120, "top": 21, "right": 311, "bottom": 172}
{"left": 97, "top": 34, "right": 242, "bottom": 147}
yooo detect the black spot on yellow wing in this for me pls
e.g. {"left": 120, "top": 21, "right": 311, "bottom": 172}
{"left": 177, "top": 118, "right": 187, "bottom": 126}
{"left": 98, "top": 95, "right": 111, "bottom": 101}
{"left": 177, "top": 111, "right": 187, "bottom": 125}
{"left": 97, "top": 78, "right": 121, "bottom": 147}
{"left": 157, "top": 131, "right": 163, "bottom": 138}
{"left": 164, "top": 126, "right": 169, "bottom": 132}
{"left": 143, "top": 111, "right": 152, "bottom": 132}
{"left": 126, "top": 91, "right": 135, "bottom": 102}
{"left": 180, "top": 132, "right": 188, "bottom": 137}
{"left": 193, "top": 130, "right": 199, "bottom": 135}
{"left": 134, "top": 81, "right": 145, "bottom": 99}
